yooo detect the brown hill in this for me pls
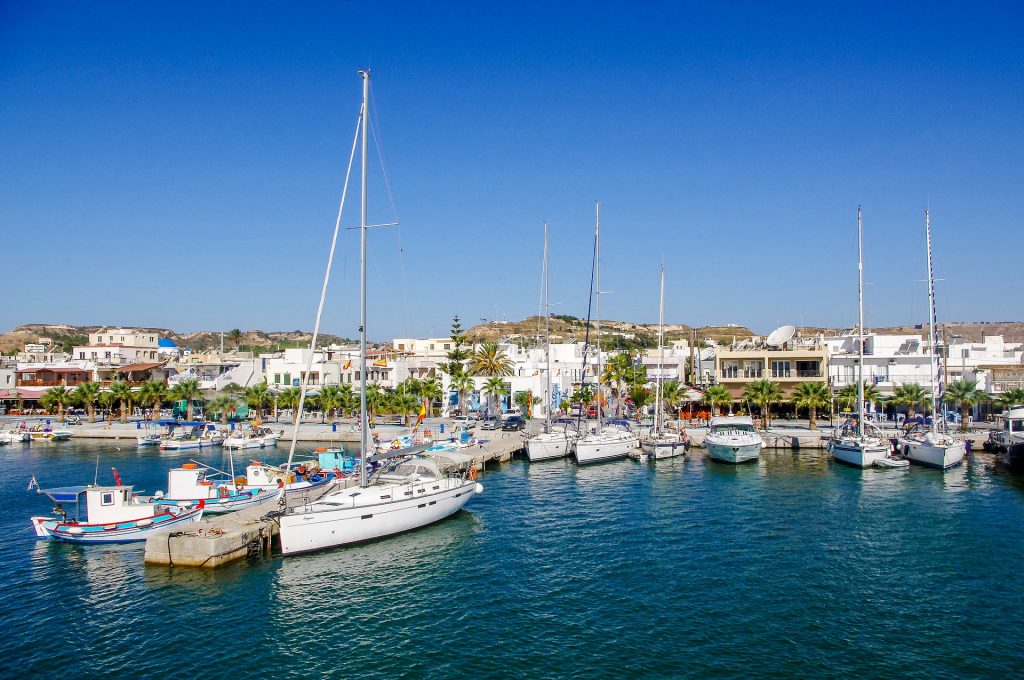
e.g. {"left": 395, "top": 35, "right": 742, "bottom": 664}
{"left": 465, "top": 316, "right": 754, "bottom": 349}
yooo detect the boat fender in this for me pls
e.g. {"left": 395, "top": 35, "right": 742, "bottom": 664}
{"left": 391, "top": 439, "right": 402, "bottom": 450}
{"left": 469, "top": 466, "right": 477, "bottom": 481}
{"left": 277, "top": 479, "right": 285, "bottom": 488}
{"left": 236, "top": 483, "right": 244, "bottom": 491}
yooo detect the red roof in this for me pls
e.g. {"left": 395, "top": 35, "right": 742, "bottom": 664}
{"left": 15, "top": 367, "right": 89, "bottom": 374}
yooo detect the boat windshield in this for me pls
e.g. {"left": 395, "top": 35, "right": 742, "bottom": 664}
{"left": 1010, "top": 419, "right": 1024, "bottom": 433}
{"left": 712, "top": 424, "right": 754, "bottom": 433}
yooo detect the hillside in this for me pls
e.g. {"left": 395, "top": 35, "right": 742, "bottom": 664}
{"left": 465, "top": 316, "right": 754, "bottom": 349}
{"left": 0, "top": 324, "right": 357, "bottom": 355}
{"left": 793, "top": 322, "right": 1024, "bottom": 343}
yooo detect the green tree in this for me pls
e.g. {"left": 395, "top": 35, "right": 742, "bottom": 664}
{"left": 943, "top": 379, "right": 989, "bottom": 431}
{"left": 169, "top": 378, "right": 203, "bottom": 421}
{"left": 207, "top": 394, "right": 236, "bottom": 425}
{"left": 244, "top": 381, "right": 271, "bottom": 418}
{"left": 221, "top": 382, "right": 244, "bottom": 397}
{"left": 364, "top": 384, "right": 385, "bottom": 417}
{"left": 109, "top": 380, "right": 135, "bottom": 424}
{"left": 439, "top": 315, "right": 472, "bottom": 377}
{"left": 393, "top": 392, "right": 419, "bottom": 426}
{"left": 398, "top": 377, "right": 423, "bottom": 398}
{"left": 227, "top": 328, "right": 243, "bottom": 348}
{"left": 483, "top": 376, "right": 509, "bottom": 414}
{"left": 791, "top": 381, "right": 831, "bottom": 430}
{"left": 420, "top": 377, "right": 443, "bottom": 417}
{"left": 996, "top": 387, "right": 1024, "bottom": 412}
{"left": 888, "top": 383, "right": 930, "bottom": 419}
{"left": 138, "top": 380, "right": 168, "bottom": 421}
{"left": 628, "top": 384, "right": 654, "bottom": 420}
{"left": 318, "top": 384, "right": 342, "bottom": 420}
{"left": 449, "top": 373, "right": 475, "bottom": 416}
{"left": 573, "top": 384, "right": 594, "bottom": 409}
{"left": 469, "top": 342, "right": 514, "bottom": 377}
{"left": 838, "top": 381, "right": 882, "bottom": 412}
{"left": 659, "top": 380, "right": 684, "bottom": 419}
{"left": 71, "top": 381, "right": 101, "bottom": 423}
{"left": 703, "top": 384, "right": 733, "bottom": 417}
{"left": 277, "top": 386, "right": 301, "bottom": 423}
{"left": 742, "top": 379, "right": 784, "bottom": 429}
{"left": 40, "top": 386, "right": 72, "bottom": 421}
{"left": 514, "top": 390, "right": 538, "bottom": 417}
{"left": 338, "top": 383, "right": 356, "bottom": 417}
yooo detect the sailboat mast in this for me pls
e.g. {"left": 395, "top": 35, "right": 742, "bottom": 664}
{"left": 656, "top": 264, "right": 665, "bottom": 437}
{"left": 543, "top": 223, "right": 552, "bottom": 432}
{"left": 359, "top": 69, "right": 370, "bottom": 488}
{"left": 857, "top": 205, "right": 865, "bottom": 439}
{"left": 925, "top": 209, "right": 940, "bottom": 433}
{"left": 595, "top": 202, "right": 602, "bottom": 426}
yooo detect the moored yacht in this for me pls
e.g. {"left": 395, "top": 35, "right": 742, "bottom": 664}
{"left": 985, "top": 405, "right": 1024, "bottom": 470}
{"left": 704, "top": 415, "right": 764, "bottom": 463}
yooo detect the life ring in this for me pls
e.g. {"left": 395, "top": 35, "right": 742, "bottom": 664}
{"left": 468, "top": 466, "right": 477, "bottom": 481}
{"left": 219, "top": 487, "right": 228, "bottom": 498}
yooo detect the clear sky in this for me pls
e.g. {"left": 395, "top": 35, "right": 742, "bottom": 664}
{"left": 2, "top": 1, "right": 1021, "bottom": 340}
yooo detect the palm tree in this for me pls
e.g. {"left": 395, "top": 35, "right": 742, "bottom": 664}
{"left": 41, "top": 386, "right": 73, "bottom": 421}
{"left": 72, "top": 381, "right": 101, "bottom": 423}
{"left": 791, "top": 382, "right": 831, "bottom": 430}
{"left": 207, "top": 394, "right": 236, "bottom": 425}
{"left": 227, "top": 328, "right": 243, "bottom": 348}
{"left": 338, "top": 383, "right": 356, "bottom": 418}
{"left": 468, "top": 342, "right": 514, "bottom": 377}
{"left": 221, "top": 382, "right": 244, "bottom": 397}
{"left": 364, "top": 384, "right": 385, "bottom": 417}
{"left": 169, "top": 378, "right": 203, "bottom": 421}
{"left": 138, "top": 380, "right": 167, "bottom": 421}
{"left": 449, "top": 373, "right": 475, "bottom": 416}
{"left": 277, "top": 386, "right": 301, "bottom": 423}
{"left": 108, "top": 380, "right": 135, "bottom": 424}
{"left": 703, "top": 385, "right": 733, "bottom": 417}
{"left": 659, "top": 380, "right": 684, "bottom": 420}
{"left": 573, "top": 384, "right": 594, "bottom": 410}
{"left": 996, "top": 388, "right": 1024, "bottom": 412}
{"left": 398, "top": 377, "right": 423, "bottom": 397}
{"left": 318, "top": 384, "right": 342, "bottom": 420}
{"left": 742, "top": 379, "right": 784, "bottom": 429}
{"left": 628, "top": 384, "right": 653, "bottom": 420}
{"left": 420, "top": 377, "right": 443, "bottom": 417}
{"left": 482, "top": 376, "right": 508, "bottom": 415}
{"left": 837, "top": 381, "right": 882, "bottom": 413}
{"left": 244, "top": 381, "right": 271, "bottom": 419}
{"left": 98, "top": 390, "right": 117, "bottom": 420}
{"left": 944, "top": 379, "right": 989, "bottom": 432}
{"left": 393, "top": 392, "right": 419, "bottom": 426}
{"left": 601, "top": 352, "right": 635, "bottom": 417}
{"left": 888, "top": 383, "right": 930, "bottom": 419}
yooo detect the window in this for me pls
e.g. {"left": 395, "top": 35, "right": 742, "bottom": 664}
{"left": 79, "top": 352, "right": 85, "bottom": 359}
{"left": 274, "top": 374, "right": 281, "bottom": 384}
{"left": 722, "top": 362, "right": 739, "bottom": 379}
{"left": 100, "top": 492, "right": 114, "bottom": 506}
{"left": 283, "top": 373, "right": 291, "bottom": 385}
{"left": 771, "top": 361, "right": 791, "bottom": 378}
{"left": 444, "top": 344, "right": 451, "bottom": 350}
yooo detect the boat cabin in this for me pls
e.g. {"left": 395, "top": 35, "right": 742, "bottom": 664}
{"left": 709, "top": 416, "right": 756, "bottom": 433}
{"left": 999, "top": 407, "right": 1024, "bottom": 435}
{"left": 379, "top": 458, "right": 442, "bottom": 483}
{"left": 166, "top": 464, "right": 218, "bottom": 499}
{"left": 38, "top": 484, "right": 155, "bottom": 523}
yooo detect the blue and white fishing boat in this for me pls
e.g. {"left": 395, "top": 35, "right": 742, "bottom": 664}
{"left": 29, "top": 472, "right": 202, "bottom": 544}
{"left": 159, "top": 422, "right": 223, "bottom": 450}
{"left": 147, "top": 462, "right": 266, "bottom": 514}
{"left": 241, "top": 459, "right": 337, "bottom": 496}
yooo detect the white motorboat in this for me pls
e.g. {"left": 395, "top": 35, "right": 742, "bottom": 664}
{"left": 223, "top": 425, "right": 282, "bottom": 449}
{"left": 827, "top": 207, "right": 904, "bottom": 469}
{"left": 985, "top": 405, "right": 1024, "bottom": 470}
{"left": 159, "top": 422, "right": 222, "bottom": 450}
{"left": 637, "top": 265, "right": 688, "bottom": 461}
{"left": 0, "top": 426, "right": 30, "bottom": 444}
{"left": 571, "top": 204, "right": 639, "bottom": 465}
{"left": 276, "top": 71, "right": 481, "bottom": 555}
{"left": 525, "top": 224, "right": 576, "bottom": 463}
{"left": 23, "top": 421, "right": 73, "bottom": 441}
{"left": 704, "top": 415, "right": 764, "bottom": 463}
{"left": 900, "top": 209, "right": 966, "bottom": 470}
{"left": 873, "top": 456, "right": 910, "bottom": 469}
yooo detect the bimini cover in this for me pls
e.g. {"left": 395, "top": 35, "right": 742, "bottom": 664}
{"left": 40, "top": 486, "right": 88, "bottom": 502}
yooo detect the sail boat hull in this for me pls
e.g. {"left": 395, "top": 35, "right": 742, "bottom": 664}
{"left": 526, "top": 432, "right": 572, "bottom": 461}
{"left": 574, "top": 429, "right": 638, "bottom": 464}
{"left": 828, "top": 439, "right": 890, "bottom": 468}
{"left": 904, "top": 438, "right": 966, "bottom": 469}
{"left": 279, "top": 479, "right": 480, "bottom": 555}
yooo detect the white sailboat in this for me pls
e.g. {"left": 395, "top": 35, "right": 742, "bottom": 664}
{"left": 637, "top": 265, "right": 687, "bottom": 460}
{"left": 574, "top": 202, "right": 639, "bottom": 464}
{"left": 827, "top": 207, "right": 895, "bottom": 468}
{"left": 527, "top": 223, "right": 576, "bottom": 462}
{"left": 901, "top": 209, "right": 966, "bottom": 469}
{"left": 277, "top": 71, "right": 481, "bottom": 556}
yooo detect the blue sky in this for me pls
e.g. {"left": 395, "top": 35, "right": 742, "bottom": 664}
{"left": 2, "top": 1, "right": 1021, "bottom": 340}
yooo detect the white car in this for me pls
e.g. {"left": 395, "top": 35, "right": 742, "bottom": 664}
{"left": 452, "top": 415, "right": 476, "bottom": 429}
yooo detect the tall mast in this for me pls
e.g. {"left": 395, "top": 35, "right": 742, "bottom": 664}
{"left": 857, "top": 205, "right": 865, "bottom": 439}
{"left": 358, "top": 69, "right": 370, "bottom": 488}
{"left": 655, "top": 264, "right": 665, "bottom": 437}
{"left": 543, "top": 223, "right": 552, "bottom": 433}
{"left": 595, "top": 202, "right": 602, "bottom": 426}
{"left": 925, "top": 208, "right": 940, "bottom": 433}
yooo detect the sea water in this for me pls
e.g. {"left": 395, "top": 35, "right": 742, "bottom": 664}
{"left": 2, "top": 441, "right": 1023, "bottom": 678}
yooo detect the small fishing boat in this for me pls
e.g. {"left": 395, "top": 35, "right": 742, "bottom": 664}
{"left": 24, "top": 421, "right": 73, "bottom": 442}
{"left": 159, "top": 422, "right": 223, "bottom": 450}
{"left": 223, "top": 424, "right": 282, "bottom": 449}
{"left": 29, "top": 470, "right": 202, "bottom": 544}
{"left": 0, "top": 425, "right": 30, "bottom": 444}
{"left": 137, "top": 421, "right": 163, "bottom": 446}
{"left": 984, "top": 405, "right": 1024, "bottom": 470}
{"left": 240, "top": 459, "right": 337, "bottom": 496}
{"left": 704, "top": 416, "right": 764, "bottom": 463}
{"left": 148, "top": 462, "right": 266, "bottom": 514}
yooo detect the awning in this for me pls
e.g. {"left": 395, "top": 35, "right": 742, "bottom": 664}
{"left": 39, "top": 486, "right": 88, "bottom": 502}
{"left": 117, "top": 362, "right": 164, "bottom": 373}
{"left": 0, "top": 387, "right": 50, "bottom": 399}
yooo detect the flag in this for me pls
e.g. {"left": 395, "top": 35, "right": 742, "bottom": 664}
{"left": 527, "top": 390, "right": 533, "bottom": 418}
{"left": 412, "top": 400, "right": 427, "bottom": 432}
{"left": 373, "top": 357, "right": 387, "bottom": 367}
{"left": 343, "top": 359, "right": 352, "bottom": 370}
{"left": 27, "top": 477, "right": 37, "bottom": 491}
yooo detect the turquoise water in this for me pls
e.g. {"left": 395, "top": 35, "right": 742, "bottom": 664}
{"left": 3, "top": 441, "right": 1024, "bottom": 678}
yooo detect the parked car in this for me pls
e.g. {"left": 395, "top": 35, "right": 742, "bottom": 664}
{"left": 480, "top": 417, "right": 502, "bottom": 430}
{"left": 502, "top": 415, "right": 526, "bottom": 431}
{"left": 452, "top": 415, "right": 475, "bottom": 429}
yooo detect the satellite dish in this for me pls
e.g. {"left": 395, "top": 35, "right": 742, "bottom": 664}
{"left": 766, "top": 325, "right": 796, "bottom": 347}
